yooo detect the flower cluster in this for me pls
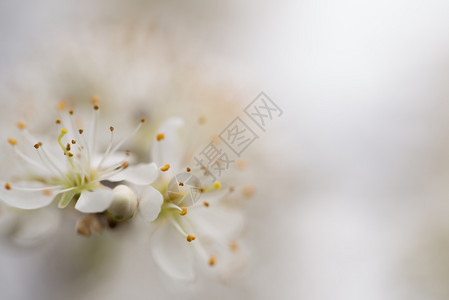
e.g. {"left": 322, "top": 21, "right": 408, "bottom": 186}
{"left": 0, "top": 100, "right": 248, "bottom": 281}
{"left": 2, "top": 101, "right": 157, "bottom": 214}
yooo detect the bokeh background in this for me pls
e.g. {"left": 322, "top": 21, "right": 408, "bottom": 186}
{"left": 2, "top": 0, "right": 449, "bottom": 299}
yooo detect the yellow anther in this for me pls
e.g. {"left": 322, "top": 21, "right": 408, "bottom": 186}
{"left": 203, "top": 201, "right": 210, "bottom": 207}
{"left": 91, "top": 95, "right": 100, "bottom": 104}
{"left": 160, "top": 164, "right": 170, "bottom": 172}
{"left": 230, "top": 241, "right": 239, "bottom": 251}
{"left": 198, "top": 116, "right": 206, "bottom": 124}
{"left": 56, "top": 119, "right": 61, "bottom": 124}
{"left": 236, "top": 159, "right": 247, "bottom": 170}
{"left": 57, "top": 100, "right": 66, "bottom": 111}
{"left": 71, "top": 140, "right": 76, "bottom": 144}
{"left": 122, "top": 162, "right": 129, "bottom": 169}
{"left": 179, "top": 182, "right": 184, "bottom": 186}
{"left": 69, "top": 109, "right": 74, "bottom": 115}
{"left": 186, "top": 167, "right": 191, "bottom": 172}
{"left": 110, "top": 126, "right": 114, "bottom": 132}
{"left": 180, "top": 207, "right": 187, "bottom": 216}
{"left": 8, "top": 138, "right": 17, "bottom": 146}
{"left": 156, "top": 133, "right": 165, "bottom": 141}
{"left": 243, "top": 185, "right": 255, "bottom": 197}
{"left": 213, "top": 181, "right": 221, "bottom": 189}
{"left": 4, "top": 182, "right": 11, "bottom": 190}
{"left": 211, "top": 134, "right": 220, "bottom": 144}
{"left": 60, "top": 128, "right": 68, "bottom": 134}
{"left": 34, "top": 144, "right": 40, "bottom": 149}
{"left": 42, "top": 189, "right": 52, "bottom": 196}
{"left": 79, "top": 129, "right": 84, "bottom": 134}
{"left": 68, "top": 152, "right": 73, "bottom": 157}
{"left": 209, "top": 256, "right": 216, "bottom": 266}
{"left": 140, "top": 118, "right": 146, "bottom": 123}
{"left": 186, "top": 235, "right": 196, "bottom": 242}
{"left": 17, "top": 121, "right": 26, "bottom": 129}
{"left": 93, "top": 105, "right": 99, "bottom": 110}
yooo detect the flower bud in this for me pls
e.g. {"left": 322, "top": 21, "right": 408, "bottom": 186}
{"left": 107, "top": 185, "right": 137, "bottom": 221}
{"left": 75, "top": 214, "right": 104, "bottom": 237}
{"left": 76, "top": 218, "right": 92, "bottom": 237}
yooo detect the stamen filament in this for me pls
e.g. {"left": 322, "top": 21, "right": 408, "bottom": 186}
{"left": 88, "top": 106, "right": 99, "bottom": 159}
{"left": 169, "top": 219, "right": 188, "bottom": 237}
{"left": 166, "top": 203, "right": 183, "bottom": 212}
{"left": 106, "top": 120, "right": 144, "bottom": 160}
{"left": 36, "top": 146, "right": 70, "bottom": 183}
{"left": 79, "top": 131, "right": 92, "bottom": 179}
{"left": 12, "top": 146, "right": 46, "bottom": 171}
{"left": 68, "top": 111, "right": 80, "bottom": 143}
{"left": 202, "top": 181, "right": 222, "bottom": 193}
{"left": 21, "top": 129, "right": 39, "bottom": 146}
{"left": 6, "top": 184, "right": 64, "bottom": 192}
{"left": 98, "top": 159, "right": 128, "bottom": 175}
{"left": 95, "top": 161, "right": 129, "bottom": 182}
{"left": 96, "top": 127, "right": 115, "bottom": 169}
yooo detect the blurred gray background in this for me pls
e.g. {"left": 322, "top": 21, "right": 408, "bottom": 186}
{"left": 2, "top": 0, "right": 449, "bottom": 299}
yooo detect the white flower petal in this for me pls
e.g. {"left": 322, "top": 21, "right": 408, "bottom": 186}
{"left": 151, "top": 117, "right": 184, "bottom": 169}
{"left": 0, "top": 181, "right": 59, "bottom": 210}
{"left": 74, "top": 188, "right": 114, "bottom": 213}
{"left": 139, "top": 186, "right": 163, "bottom": 222}
{"left": 38, "top": 141, "right": 67, "bottom": 173}
{"left": 107, "top": 163, "right": 158, "bottom": 185}
{"left": 0, "top": 204, "right": 18, "bottom": 236}
{"left": 11, "top": 207, "right": 61, "bottom": 246}
{"left": 189, "top": 206, "right": 244, "bottom": 240}
{"left": 151, "top": 221, "right": 196, "bottom": 281}
{"left": 217, "top": 245, "right": 250, "bottom": 282}
{"left": 92, "top": 152, "right": 135, "bottom": 168}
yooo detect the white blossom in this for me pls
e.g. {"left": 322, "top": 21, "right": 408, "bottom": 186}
{"left": 139, "top": 117, "right": 247, "bottom": 281}
{"left": 0, "top": 102, "right": 158, "bottom": 214}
